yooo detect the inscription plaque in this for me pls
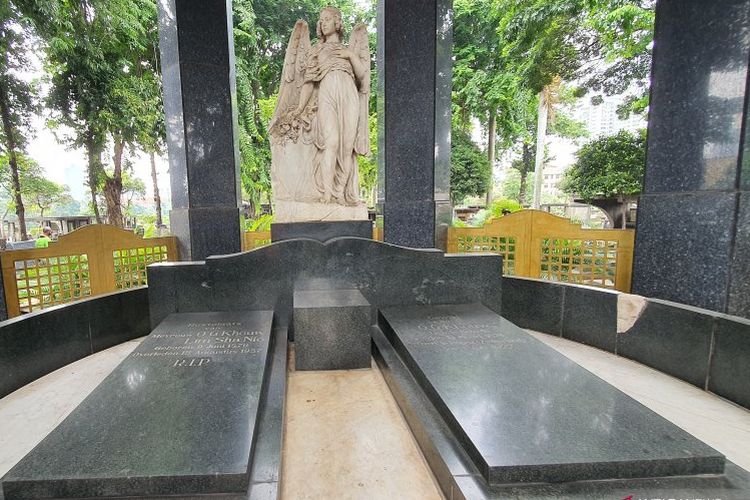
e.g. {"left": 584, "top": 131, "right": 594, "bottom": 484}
{"left": 380, "top": 303, "right": 725, "bottom": 485}
{"left": 1, "top": 311, "right": 274, "bottom": 499}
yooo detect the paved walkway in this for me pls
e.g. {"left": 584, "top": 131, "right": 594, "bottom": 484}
{"left": 1, "top": 330, "right": 749, "bottom": 497}
{"left": 281, "top": 349, "right": 441, "bottom": 499}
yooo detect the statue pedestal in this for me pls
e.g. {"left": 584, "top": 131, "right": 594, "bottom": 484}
{"left": 271, "top": 220, "right": 373, "bottom": 243}
{"left": 273, "top": 200, "right": 368, "bottom": 223}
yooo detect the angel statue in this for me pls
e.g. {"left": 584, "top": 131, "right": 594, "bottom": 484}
{"left": 268, "top": 6, "right": 370, "bottom": 222}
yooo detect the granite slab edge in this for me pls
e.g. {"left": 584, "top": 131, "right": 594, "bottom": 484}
{"left": 372, "top": 324, "right": 750, "bottom": 500}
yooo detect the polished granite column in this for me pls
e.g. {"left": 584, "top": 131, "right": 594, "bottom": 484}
{"left": 377, "top": 0, "right": 453, "bottom": 249}
{"left": 157, "top": 0, "right": 242, "bottom": 260}
{"left": 632, "top": 0, "right": 750, "bottom": 317}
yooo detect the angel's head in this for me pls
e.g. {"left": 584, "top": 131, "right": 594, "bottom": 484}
{"left": 317, "top": 6, "right": 344, "bottom": 42}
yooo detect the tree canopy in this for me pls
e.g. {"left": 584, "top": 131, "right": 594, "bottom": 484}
{"left": 0, "top": 0, "right": 655, "bottom": 231}
{"left": 560, "top": 129, "right": 646, "bottom": 200}
{"left": 452, "top": 0, "right": 653, "bottom": 206}
{"left": 16, "top": 0, "right": 162, "bottom": 228}
{"left": 450, "top": 128, "right": 492, "bottom": 205}
{"left": 0, "top": 0, "right": 41, "bottom": 239}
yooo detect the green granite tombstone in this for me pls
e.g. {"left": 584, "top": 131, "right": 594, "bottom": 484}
{"left": 379, "top": 303, "right": 725, "bottom": 485}
{"left": 0, "top": 311, "right": 274, "bottom": 499}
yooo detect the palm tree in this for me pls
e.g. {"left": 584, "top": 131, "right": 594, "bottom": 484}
{"left": 531, "top": 75, "right": 562, "bottom": 209}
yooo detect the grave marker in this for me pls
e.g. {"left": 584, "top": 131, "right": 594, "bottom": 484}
{"left": 380, "top": 303, "right": 725, "bottom": 485}
{"left": 1, "top": 311, "right": 274, "bottom": 499}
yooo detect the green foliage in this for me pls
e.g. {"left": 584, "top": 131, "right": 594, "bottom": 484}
{"left": 19, "top": 0, "right": 163, "bottom": 226}
{"left": 499, "top": 169, "right": 522, "bottom": 202}
{"left": 357, "top": 114, "right": 378, "bottom": 206}
{"left": 0, "top": 153, "right": 70, "bottom": 218}
{"left": 469, "top": 209, "right": 491, "bottom": 227}
{"left": 450, "top": 128, "right": 491, "bottom": 205}
{"left": 451, "top": 0, "right": 653, "bottom": 203}
{"left": 122, "top": 170, "right": 147, "bottom": 216}
{"left": 51, "top": 197, "right": 81, "bottom": 216}
{"left": 453, "top": 0, "right": 529, "bottom": 147}
{"left": 0, "top": 1, "right": 40, "bottom": 153}
{"left": 244, "top": 213, "right": 274, "bottom": 232}
{"left": 489, "top": 199, "right": 523, "bottom": 218}
{"left": 496, "top": 0, "right": 654, "bottom": 117}
{"left": 25, "top": 176, "right": 71, "bottom": 218}
{"left": 560, "top": 130, "right": 646, "bottom": 200}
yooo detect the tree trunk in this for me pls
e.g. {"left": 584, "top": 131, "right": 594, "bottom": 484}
{"left": 517, "top": 144, "right": 533, "bottom": 205}
{"left": 485, "top": 110, "right": 496, "bottom": 207}
{"left": 0, "top": 205, "right": 9, "bottom": 239}
{"left": 532, "top": 90, "right": 548, "bottom": 209}
{"left": 104, "top": 137, "right": 125, "bottom": 228}
{"left": 250, "top": 79, "right": 263, "bottom": 131}
{"left": 150, "top": 151, "right": 162, "bottom": 227}
{"left": 103, "top": 179, "right": 123, "bottom": 227}
{"left": 84, "top": 131, "right": 103, "bottom": 224}
{"left": 0, "top": 80, "right": 28, "bottom": 240}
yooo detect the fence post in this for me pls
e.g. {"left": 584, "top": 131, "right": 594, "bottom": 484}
{"left": 520, "top": 211, "right": 537, "bottom": 278}
{"left": 0, "top": 261, "right": 8, "bottom": 321}
{"left": 88, "top": 225, "right": 111, "bottom": 296}
{"left": 1, "top": 252, "right": 20, "bottom": 318}
{"left": 446, "top": 227, "right": 458, "bottom": 253}
{"left": 615, "top": 232, "right": 635, "bottom": 292}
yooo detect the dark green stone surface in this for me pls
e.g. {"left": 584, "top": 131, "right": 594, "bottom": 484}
{"left": 380, "top": 303, "right": 725, "bottom": 485}
{"left": 293, "top": 289, "right": 372, "bottom": 370}
{"left": 372, "top": 325, "right": 750, "bottom": 499}
{"left": 1, "top": 310, "right": 274, "bottom": 499}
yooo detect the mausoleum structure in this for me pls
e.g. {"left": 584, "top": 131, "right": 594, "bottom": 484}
{"left": 1, "top": 0, "right": 750, "bottom": 499}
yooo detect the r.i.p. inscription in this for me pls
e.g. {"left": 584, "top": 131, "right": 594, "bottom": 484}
{"left": 0, "top": 310, "right": 275, "bottom": 499}
{"left": 130, "top": 320, "right": 267, "bottom": 367}
{"left": 406, "top": 314, "right": 523, "bottom": 348}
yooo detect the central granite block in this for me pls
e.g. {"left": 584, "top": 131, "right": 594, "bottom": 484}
{"left": 271, "top": 220, "right": 372, "bottom": 243}
{"left": 294, "top": 289, "right": 371, "bottom": 370}
{"left": 379, "top": 303, "right": 725, "bottom": 485}
{"left": 0, "top": 310, "right": 274, "bottom": 499}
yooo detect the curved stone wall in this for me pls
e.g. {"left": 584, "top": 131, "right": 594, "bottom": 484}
{"left": 3, "top": 247, "right": 747, "bottom": 416}
{"left": 147, "top": 237, "right": 504, "bottom": 334}
{"left": 0, "top": 287, "right": 150, "bottom": 399}
{"left": 502, "top": 276, "right": 750, "bottom": 411}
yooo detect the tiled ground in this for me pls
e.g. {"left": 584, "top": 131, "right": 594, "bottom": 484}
{"left": 281, "top": 350, "right": 442, "bottom": 499}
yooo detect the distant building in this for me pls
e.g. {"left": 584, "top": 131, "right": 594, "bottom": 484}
{"left": 569, "top": 94, "right": 647, "bottom": 138}
{"left": 2, "top": 215, "right": 94, "bottom": 243}
{"left": 541, "top": 92, "right": 648, "bottom": 199}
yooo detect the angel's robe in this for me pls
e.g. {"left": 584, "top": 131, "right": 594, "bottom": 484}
{"left": 303, "top": 41, "right": 365, "bottom": 204}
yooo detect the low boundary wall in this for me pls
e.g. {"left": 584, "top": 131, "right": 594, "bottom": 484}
{"left": 502, "top": 276, "right": 750, "bottom": 411}
{"left": 0, "top": 287, "right": 150, "bottom": 399}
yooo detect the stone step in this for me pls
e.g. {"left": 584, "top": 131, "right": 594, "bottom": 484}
{"left": 0, "top": 310, "right": 275, "bottom": 499}
{"left": 379, "top": 303, "right": 725, "bottom": 485}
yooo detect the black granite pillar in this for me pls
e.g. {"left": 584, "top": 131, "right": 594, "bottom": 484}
{"left": 632, "top": 0, "right": 750, "bottom": 317}
{"left": 377, "top": 0, "right": 453, "bottom": 249}
{"left": 157, "top": 0, "right": 242, "bottom": 260}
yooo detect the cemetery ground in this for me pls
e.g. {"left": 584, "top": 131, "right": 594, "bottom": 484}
{"left": 1, "top": 327, "right": 749, "bottom": 498}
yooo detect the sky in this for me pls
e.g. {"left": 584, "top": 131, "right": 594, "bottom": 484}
{"left": 20, "top": 37, "right": 172, "bottom": 211}
{"left": 26, "top": 115, "right": 172, "bottom": 208}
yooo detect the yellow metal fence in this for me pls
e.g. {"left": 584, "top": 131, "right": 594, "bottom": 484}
{"left": 242, "top": 230, "right": 272, "bottom": 251}
{"left": 1, "top": 224, "right": 178, "bottom": 318}
{"left": 240, "top": 226, "right": 383, "bottom": 251}
{"left": 239, "top": 211, "right": 633, "bottom": 292}
{"left": 447, "top": 210, "right": 634, "bottom": 292}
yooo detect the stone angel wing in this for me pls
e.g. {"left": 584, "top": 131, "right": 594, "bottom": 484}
{"left": 269, "top": 20, "right": 312, "bottom": 142}
{"left": 349, "top": 23, "right": 371, "bottom": 155}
